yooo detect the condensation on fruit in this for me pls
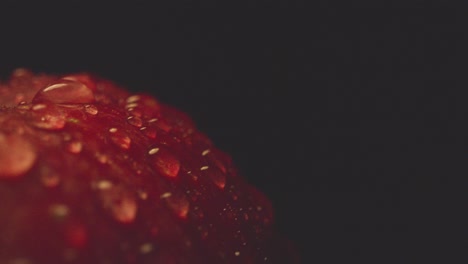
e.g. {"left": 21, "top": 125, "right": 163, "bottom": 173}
{"left": 109, "top": 128, "right": 132, "bottom": 150}
{"left": 99, "top": 184, "right": 138, "bottom": 224}
{"left": 125, "top": 94, "right": 161, "bottom": 120}
{"left": 67, "top": 141, "right": 83, "bottom": 154}
{"left": 140, "top": 126, "right": 157, "bottom": 139}
{"left": 84, "top": 104, "right": 98, "bottom": 115}
{"left": 0, "top": 133, "right": 37, "bottom": 179}
{"left": 151, "top": 150, "right": 180, "bottom": 178}
{"left": 30, "top": 103, "right": 66, "bottom": 130}
{"left": 205, "top": 167, "right": 227, "bottom": 189}
{"left": 32, "top": 79, "right": 95, "bottom": 104}
{"left": 162, "top": 191, "right": 190, "bottom": 219}
{"left": 127, "top": 115, "right": 143, "bottom": 127}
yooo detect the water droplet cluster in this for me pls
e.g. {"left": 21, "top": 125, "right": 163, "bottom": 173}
{"left": 0, "top": 71, "right": 282, "bottom": 263}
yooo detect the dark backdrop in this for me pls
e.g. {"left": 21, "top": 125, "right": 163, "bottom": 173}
{"left": 1, "top": 3, "right": 466, "bottom": 263}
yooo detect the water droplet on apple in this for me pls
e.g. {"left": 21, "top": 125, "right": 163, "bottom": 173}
{"left": 163, "top": 191, "right": 189, "bottom": 219}
{"left": 0, "top": 133, "right": 37, "bottom": 179}
{"left": 32, "top": 79, "right": 95, "bottom": 104}
{"left": 151, "top": 150, "right": 180, "bottom": 178}
{"left": 40, "top": 171, "right": 61, "bottom": 187}
{"left": 49, "top": 203, "right": 70, "bottom": 220}
{"left": 109, "top": 128, "right": 131, "bottom": 150}
{"left": 84, "top": 104, "right": 98, "bottom": 115}
{"left": 139, "top": 243, "right": 153, "bottom": 254}
{"left": 140, "top": 126, "right": 157, "bottom": 139}
{"left": 127, "top": 116, "right": 143, "bottom": 127}
{"left": 67, "top": 141, "right": 83, "bottom": 154}
{"left": 99, "top": 184, "right": 138, "bottom": 224}
{"left": 30, "top": 103, "right": 66, "bottom": 130}
{"left": 96, "top": 153, "right": 109, "bottom": 164}
{"left": 206, "top": 168, "right": 226, "bottom": 189}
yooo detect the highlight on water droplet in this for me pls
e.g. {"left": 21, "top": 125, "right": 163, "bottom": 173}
{"left": 67, "top": 141, "right": 83, "bottom": 154}
{"left": 109, "top": 128, "right": 131, "bottom": 150}
{"left": 140, "top": 126, "right": 157, "bottom": 139}
{"left": 32, "top": 79, "right": 95, "bottom": 104}
{"left": 164, "top": 192, "right": 189, "bottom": 219}
{"left": 49, "top": 203, "right": 70, "bottom": 220}
{"left": 95, "top": 153, "right": 109, "bottom": 164}
{"left": 113, "top": 135, "right": 131, "bottom": 150}
{"left": 151, "top": 150, "right": 180, "bottom": 178}
{"left": 40, "top": 172, "right": 60, "bottom": 187}
{"left": 84, "top": 104, "right": 98, "bottom": 115}
{"left": 0, "top": 133, "right": 37, "bottom": 179}
{"left": 140, "top": 243, "right": 154, "bottom": 254}
{"left": 30, "top": 103, "right": 66, "bottom": 130}
{"left": 206, "top": 167, "right": 226, "bottom": 189}
{"left": 127, "top": 116, "right": 143, "bottom": 127}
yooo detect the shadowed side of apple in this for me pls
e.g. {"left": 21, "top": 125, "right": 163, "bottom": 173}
{"left": 0, "top": 69, "right": 300, "bottom": 264}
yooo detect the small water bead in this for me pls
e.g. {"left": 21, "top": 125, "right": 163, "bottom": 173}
{"left": 40, "top": 171, "right": 61, "bottom": 188}
{"left": 31, "top": 103, "right": 66, "bottom": 130}
{"left": 205, "top": 167, "right": 227, "bottom": 189}
{"left": 0, "top": 133, "right": 37, "bottom": 179}
{"left": 140, "top": 126, "right": 157, "bottom": 139}
{"left": 32, "top": 103, "right": 47, "bottom": 111}
{"left": 95, "top": 180, "right": 113, "bottom": 190}
{"left": 109, "top": 128, "right": 131, "bottom": 150}
{"left": 95, "top": 153, "right": 109, "bottom": 164}
{"left": 67, "top": 141, "right": 83, "bottom": 154}
{"left": 139, "top": 243, "right": 154, "bottom": 254}
{"left": 32, "top": 79, "right": 95, "bottom": 104}
{"left": 49, "top": 203, "right": 70, "bottom": 220}
{"left": 84, "top": 104, "right": 98, "bottom": 115}
{"left": 124, "top": 94, "right": 161, "bottom": 119}
{"left": 127, "top": 116, "right": 143, "bottom": 127}
{"left": 138, "top": 190, "right": 148, "bottom": 200}
{"left": 126, "top": 95, "right": 141, "bottom": 104}
{"left": 99, "top": 184, "right": 138, "bottom": 224}
{"left": 164, "top": 192, "right": 190, "bottom": 219}
{"left": 202, "top": 149, "right": 210, "bottom": 156}
{"left": 151, "top": 150, "right": 180, "bottom": 178}
{"left": 160, "top": 192, "right": 172, "bottom": 199}
{"left": 148, "top": 147, "right": 159, "bottom": 155}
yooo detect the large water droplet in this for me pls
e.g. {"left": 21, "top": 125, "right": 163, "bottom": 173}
{"left": 30, "top": 103, "right": 66, "bottom": 130}
{"left": 0, "top": 133, "right": 37, "bottom": 179}
{"left": 151, "top": 150, "right": 180, "bottom": 178}
{"left": 33, "top": 79, "right": 95, "bottom": 104}
{"left": 62, "top": 74, "right": 97, "bottom": 91}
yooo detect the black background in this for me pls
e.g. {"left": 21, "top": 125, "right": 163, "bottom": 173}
{"left": 1, "top": 2, "right": 467, "bottom": 263}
